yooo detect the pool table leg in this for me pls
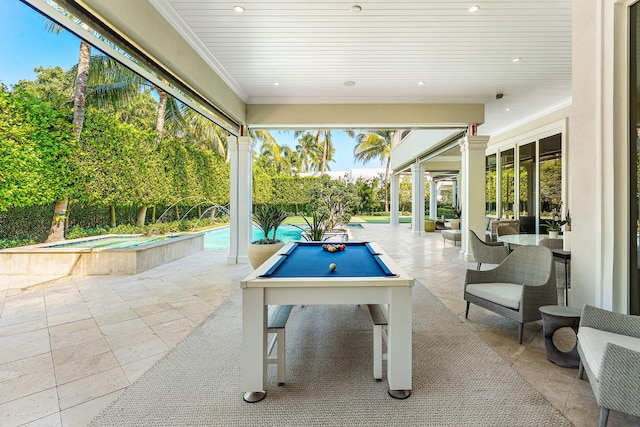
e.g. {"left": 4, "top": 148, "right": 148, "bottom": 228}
{"left": 242, "top": 287, "right": 268, "bottom": 403}
{"left": 386, "top": 286, "right": 412, "bottom": 399}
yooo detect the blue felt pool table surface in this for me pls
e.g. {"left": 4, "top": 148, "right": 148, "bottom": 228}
{"left": 258, "top": 242, "right": 396, "bottom": 278}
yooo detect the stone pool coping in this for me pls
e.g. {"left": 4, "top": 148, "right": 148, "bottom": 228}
{"left": 0, "top": 233, "right": 204, "bottom": 279}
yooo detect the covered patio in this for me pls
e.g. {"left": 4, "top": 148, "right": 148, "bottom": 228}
{"left": 5, "top": 0, "right": 640, "bottom": 425}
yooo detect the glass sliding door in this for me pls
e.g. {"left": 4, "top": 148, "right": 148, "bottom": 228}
{"left": 500, "top": 149, "right": 515, "bottom": 219}
{"left": 518, "top": 142, "right": 537, "bottom": 233}
{"left": 539, "top": 134, "right": 562, "bottom": 232}
{"left": 486, "top": 154, "right": 497, "bottom": 217}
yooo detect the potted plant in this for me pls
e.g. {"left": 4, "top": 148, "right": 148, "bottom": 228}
{"left": 297, "top": 211, "right": 328, "bottom": 241}
{"left": 543, "top": 213, "right": 567, "bottom": 239}
{"left": 248, "top": 204, "right": 289, "bottom": 269}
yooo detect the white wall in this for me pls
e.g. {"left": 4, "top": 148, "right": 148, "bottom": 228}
{"left": 566, "top": 0, "right": 630, "bottom": 312}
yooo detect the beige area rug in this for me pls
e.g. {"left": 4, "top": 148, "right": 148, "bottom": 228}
{"left": 91, "top": 283, "right": 570, "bottom": 426}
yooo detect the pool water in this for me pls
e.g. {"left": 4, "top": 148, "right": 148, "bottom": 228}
{"left": 204, "top": 225, "right": 304, "bottom": 251}
{"left": 46, "top": 236, "right": 169, "bottom": 249}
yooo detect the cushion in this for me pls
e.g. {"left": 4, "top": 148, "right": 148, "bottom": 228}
{"left": 465, "top": 282, "right": 522, "bottom": 310}
{"left": 577, "top": 327, "right": 640, "bottom": 378}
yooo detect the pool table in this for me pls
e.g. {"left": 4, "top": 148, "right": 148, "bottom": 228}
{"left": 241, "top": 241, "right": 414, "bottom": 403}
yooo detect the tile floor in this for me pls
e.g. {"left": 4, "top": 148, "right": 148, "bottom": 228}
{"left": 0, "top": 224, "right": 638, "bottom": 426}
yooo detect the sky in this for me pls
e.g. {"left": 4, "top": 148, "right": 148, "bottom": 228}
{"left": 0, "top": 1, "right": 378, "bottom": 172}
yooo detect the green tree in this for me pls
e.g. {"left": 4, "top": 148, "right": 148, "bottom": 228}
{"left": 355, "top": 177, "right": 382, "bottom": 214}
{"left": 398, "top": 175, "right": 412, "bottom": 213}
{"left": 308, "top": 176, "right": 360, "bottom": 231}
{"left": 354, "top": 130, "right": 393, "bottom": 211}
{"left": 41, "top": 16, "right": 93, "bottom": 241}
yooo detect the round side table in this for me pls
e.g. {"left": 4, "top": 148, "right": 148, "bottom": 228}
{"left": 539, "top": 305, "right": 582, "bottom": 368}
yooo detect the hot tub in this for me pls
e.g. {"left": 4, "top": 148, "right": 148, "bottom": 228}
{"left": 0, "top": 233, "right": 204, "bottom": 276}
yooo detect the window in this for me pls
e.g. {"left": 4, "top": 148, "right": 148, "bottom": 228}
{"left": 486, "top": 154, "right": 497, "bottom": 216}
{"left": 539, "top": 134, "right": 562, "bottom": 226}
{"left": 518, "top": 142, "right": 536, "bottom": 233}
{"left": 500, "top": 149, "right": 515, "bottom": 219}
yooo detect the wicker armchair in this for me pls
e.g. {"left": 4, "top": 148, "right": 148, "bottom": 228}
{"left": 468, "top": 230, "right": 509, "bottom": 270}
{"left": 464, "top": 245, "right": 557, "bottom": 344}
{"left": 577, "top": 305, "right": 640, "bottom": 426}
{"left": 486, "top": 218, "right": 520, "bottom": 241}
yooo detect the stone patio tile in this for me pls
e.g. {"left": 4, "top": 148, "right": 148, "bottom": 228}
{"left": 54, "top": 350, "right": 119, "bottom": 385}
{"left": 0, "top": 328, "right": 50, "bottom": 365}
{"left": 57, "top": 367, "right": 129, "bottom": 410}
{"left": 111, "top": 336, "right": 169, "bottom": 366}
{"left": 0, "top": 362, "right": 56, "bottom": 405}
{"left": 140, "top": 308, "right": 185, "bottom": 327}
{"left": 0, "top": 317, "right": 47, "bottom": 337}
{"left": 0, "top": 387, "right": 59, "bottom": 426}
{"left": 48, "top": 319, "right": 103, "bottom": 351}
{"left": 121, "top": 352, "right": 166, "bottom": 383}
{"left": 0, "top": 353, "right": 52, "bottom": 383}
{"left": 51, "top": 338, "right": 111, "bottom": 367}
{"left": 22, "top": 412, "right": 62, "bottom": 427}
{"left": 98, "top": 317, "right": 150, "bottom": 339}
{"left": 60, "top": 390, "right": 123, "bottom": 427}
{"left": 150, "top": 317, "right": 196, "bottom": 348}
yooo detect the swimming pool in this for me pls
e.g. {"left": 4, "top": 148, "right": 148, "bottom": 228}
{"left": 204, "top": 225, "right": 304, "bottom": 250}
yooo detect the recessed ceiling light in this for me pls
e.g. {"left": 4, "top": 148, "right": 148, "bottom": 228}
{"left": 273, "top": 82, "right": 280, "bottom": 86}
{"left": 343, "top": 80, "right": 356, "bottom": 86}
{"left": 505, "top": 108, "right": 511, "bottom": 111}
{"left": 512, "top": 57, "right": 521, "bottom": 62}
{"left": 351, "top": 5, "right": 362, "bottom": 13}
{"left": 469, "top": 5, "right": 480, "bottom": 12}
{"left": 233, "top": 5, "right": 245, "bottom": 12}
{"left": 418, "top": 81, "right": 425, "bottom": 86}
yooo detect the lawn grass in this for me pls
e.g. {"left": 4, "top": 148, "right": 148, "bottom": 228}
{"left": 283, "top": 215, "right": 413, "bottom": 226}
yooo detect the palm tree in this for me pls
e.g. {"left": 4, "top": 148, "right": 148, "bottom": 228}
{"left": 295, "top": 132, "right": 319, "bottom": 173}
{"left": 177, "top": 107, "right": 230, "bottom": 160}
{"left": 294, "top": 130, "right": 353, "bottom": 173}
{"left": 44, "top": 18, "right": 92, "bottom": 242}
{"left": 354, "top": 130, "right": 394, "bottom": 211}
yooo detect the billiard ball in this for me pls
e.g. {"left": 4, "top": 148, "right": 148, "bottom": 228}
{"left": 329, "top": 263, "right": 337, "bottom": 271}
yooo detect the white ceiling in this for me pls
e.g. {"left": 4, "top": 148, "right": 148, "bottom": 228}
{"left": 150, "top": 0, "right": 572, "bottom": 135}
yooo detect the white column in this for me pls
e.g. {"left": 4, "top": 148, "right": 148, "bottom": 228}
{"left": 429, "top": 180, "right": 438, "bottom": 220}
{"left": 410, "top": 163, "right": 425, "bottom": 234}
{"left": 227, "top": 135, "right": 252, "bottom": 264}
{"left": 390, "top": 173, "right": 399, "bottom": 226}
{"left": 459, "top": 135, "right": 489, "bottom": 260}
{"left": 453, "top": 180, "right": 459, "bottom": 208}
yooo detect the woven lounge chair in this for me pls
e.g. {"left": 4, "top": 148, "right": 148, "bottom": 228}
{"left": 577, "top": 305, "right": 640, "bottom": 427}
{"left": 468, "top": 230, "right": 509, "bottom": 270}
{"left": 464, "top": 245, "right": 557, "bottom": 344}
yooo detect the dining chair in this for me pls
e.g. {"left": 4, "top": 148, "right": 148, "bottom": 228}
{"left": 468, "top": 230, "right": 509, "bottom": 270}
{"left": 496, "top": 225, "right": 519, "bottom": 237}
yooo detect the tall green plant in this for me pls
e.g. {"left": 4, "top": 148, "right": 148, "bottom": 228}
{"left": 252, "top": 204, "right": 288, "bottom": 244}
{"left": 297, "top": 211, "right": 328, "bottom": 241}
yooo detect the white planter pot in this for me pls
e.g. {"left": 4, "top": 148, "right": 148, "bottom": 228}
{"left": 248, "top": 242, "right": 285, "bottom": 269}
{"left": 548, "top": 231, "right": 559, "bottom": 239}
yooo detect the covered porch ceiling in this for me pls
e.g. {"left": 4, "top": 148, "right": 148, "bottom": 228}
{"left": 42, "top": 0, "right": 571, "bottom": 163}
